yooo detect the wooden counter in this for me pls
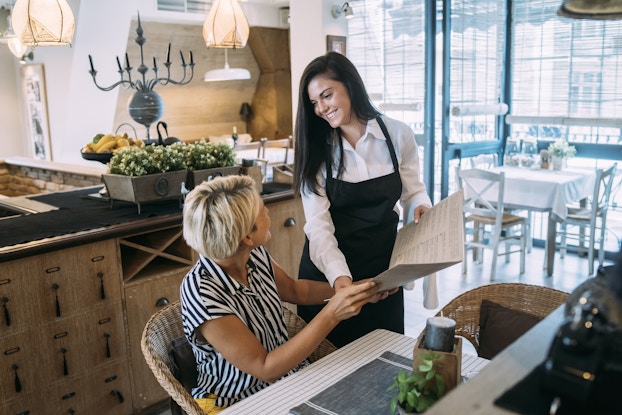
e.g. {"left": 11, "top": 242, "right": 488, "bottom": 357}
{"left": 0, "top": 187, "right": 306, "bottom": 414}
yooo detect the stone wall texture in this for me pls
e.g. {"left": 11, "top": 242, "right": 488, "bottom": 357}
{"left": 0, "top": 161, "right": 102, "bottom": 197}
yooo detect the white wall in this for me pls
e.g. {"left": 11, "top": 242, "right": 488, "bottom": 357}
{"left": 289, "top": 0, "right": 347, "bottom": 122}
{"left": 0, "top": 0, "right": 346, "bottom": 166}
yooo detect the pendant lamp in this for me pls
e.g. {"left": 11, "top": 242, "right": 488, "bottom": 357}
{"left": 1, "top": 5, "right": 29, "bottom": 57}
{"left": 203, "top": 0, "right": 249, "bottom": 48}
{"left": 558, "top": 0, "right": 622, "bottom": 20}
{"left": 12, "top": 0, "right": 76, "bottom": 46}
{"left": 203, "top": 49, "right": 250, "bottom": 81}
{"left": 202, "top": 0, "right": 251, "bottom": 82}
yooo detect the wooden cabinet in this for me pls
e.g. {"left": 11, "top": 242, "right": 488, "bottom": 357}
{"left": 124, "top": 273, "right": 187, "bottom": 410}
{"left": 119, "top": 225, "right": 194, "bottom": 412}
{"left": 264, "top": 197, "right": 306, "bottom": 278}
{"left": 0, "top": 194, "right": 300, "bottom": 415}
{"left": 0, "top": 239, "right": 130, "bottom": 415}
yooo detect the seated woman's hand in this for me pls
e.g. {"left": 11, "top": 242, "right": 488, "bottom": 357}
{"left": 368, "top": 285, "right": 400, "bottom": 303}
{"left": 323, "top": 280, "right": 380, "bottom": 321}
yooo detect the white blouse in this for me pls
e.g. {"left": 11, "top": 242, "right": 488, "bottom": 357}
{"left": 301, "top": 116, "right": 432, "bottom": 287}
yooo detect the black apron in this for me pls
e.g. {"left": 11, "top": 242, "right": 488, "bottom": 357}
{"left": 298, "top": 117, "right": 404, "bottom": 347}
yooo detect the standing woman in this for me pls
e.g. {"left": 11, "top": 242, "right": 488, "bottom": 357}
{"left": 294, "top": 52, "right": 434, "bottom": 347}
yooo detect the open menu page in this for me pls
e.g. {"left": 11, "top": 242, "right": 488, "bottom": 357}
{"left": 373, "top": 189, "right": 464, "bottom": 290}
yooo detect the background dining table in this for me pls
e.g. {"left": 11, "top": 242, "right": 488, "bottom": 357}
{"left": 486, "top": 166, "right": 595, "bottom": 276}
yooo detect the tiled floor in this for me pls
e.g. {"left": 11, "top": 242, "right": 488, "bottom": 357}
{"left": 152, "top": 245, "right": 604, "bottom": 415}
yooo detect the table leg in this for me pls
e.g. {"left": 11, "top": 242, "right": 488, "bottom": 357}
{"left": 546, "top": 215, "right": 556, "bottom": 277}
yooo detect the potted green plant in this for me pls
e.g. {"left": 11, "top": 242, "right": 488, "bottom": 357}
{"left": 183, "top": 140, "right": 239, "bottom": 188}
{"left": 103, "top": 143, "right": 188, "bottom": 213}
{"left": 387, "top": 351, "right": 445, "bottom": 414}
{"left": 547, "top": 140, "right": 576, "bottom": 170}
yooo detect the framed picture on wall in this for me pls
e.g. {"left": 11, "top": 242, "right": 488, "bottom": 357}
{"left": 20, "top": 64, "right": 52, "bottom": 161}
{"left": 327, "top": 35, "right": 347, "bottom": 55}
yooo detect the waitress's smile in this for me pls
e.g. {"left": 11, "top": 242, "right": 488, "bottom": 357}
{"left": 308, "top": 74, "right": 352, "bottom": 129}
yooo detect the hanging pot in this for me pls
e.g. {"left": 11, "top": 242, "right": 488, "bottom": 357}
{"left": 156, "top": 121, "right": 181, "bottom": 146}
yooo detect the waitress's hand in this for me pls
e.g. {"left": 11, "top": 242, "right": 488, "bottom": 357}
{"left": 323, "top": 280, "right": 380, "bottom": 321}
{"left": 414, "top": 204, "right": 432, "bottom": 224}
{"left": 373, "top": 286, "right": 400, "bottom": 303}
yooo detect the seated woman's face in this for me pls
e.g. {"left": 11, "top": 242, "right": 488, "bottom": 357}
{"left": 249, "top": 201, "right": 271, "bottom": 246}
{"left": 307, "top": 74, "right": 352, "bottom": 129}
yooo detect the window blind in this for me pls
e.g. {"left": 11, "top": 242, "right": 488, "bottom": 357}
{"left": 511, "top": 0, "right": 622, "bottom": 141}
{"left": 347, "top": 0, "right": 427, "bottom": 131}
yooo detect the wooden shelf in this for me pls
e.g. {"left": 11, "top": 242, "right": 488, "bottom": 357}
{"left": 119, "top": 226, "right": 193, "bottom": 283}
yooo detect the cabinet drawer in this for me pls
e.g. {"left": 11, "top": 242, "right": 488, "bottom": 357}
{"left": 0, "top": 257, "right": 43, "bottom": 336}
{"left": 125, "top": 271, "right": 186, "bottom": 411}
{"left": 81, "top": 302, "right": 127, "bottom": 369}
{"left": 264, "top": 198, "right": 306, "bottom": 278}
{"left": 0, "top": 331, "right": 41, "bottom": 403}
{"left": 32, "top": 240, "right": 121, "bottom": 322}
{"left": 0, "top": 391, "right": 44, "bottom": 415}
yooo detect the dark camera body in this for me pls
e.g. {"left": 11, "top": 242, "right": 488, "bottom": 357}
{"left": 542, "top": 266, "right": 622, "bottom": 412}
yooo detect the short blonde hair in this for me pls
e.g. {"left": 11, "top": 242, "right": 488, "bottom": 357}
{"left": 183, "top": 175, "right": 261, "bottom": 260}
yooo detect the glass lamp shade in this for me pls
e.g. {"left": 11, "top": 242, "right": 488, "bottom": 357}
{"left": 558, "top": 0, "right": 622, "bottom": 20}
{"left": 8, "top": 37, "right": 28, "bottom": 57}
{"left": 202, "top": 0, "right": 250, "bottom": 48}
{"left": 12, "top": 0, "right": 76, "bottom": 46}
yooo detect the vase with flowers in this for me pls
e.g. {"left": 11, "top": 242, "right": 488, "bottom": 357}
{"left": 547, "top": 140, "right": 576, "bottom": 171}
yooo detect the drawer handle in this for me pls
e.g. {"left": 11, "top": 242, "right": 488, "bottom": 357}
{"left": 155, "top": 298, "right": 170, "bottom": 307}
{"left": 104, "top": 333, "right": 111, "bottom": 358}
{"left": 2, "top": 297, "right": 10, "bottom": 326}
{"left": 52, "top": 283, "right": 61, "bottom": 317}
{"left": 111, "top": 389, "right": 125, "bottom": 403}
{"left": 284, "top": 217, "right": 296, "bottom": 227}
{"left": 61, "top": 348, "right": 69, "bottom": 376}
{"left": 61, "top": 391, "right": 76, "bottom": 400}
{"left": 13, "top": 364, "right": 21, "bottom": 393}
{"left": 5, "top": 346, "right": 20, "bottom": 355}
{"left": 98, "top": 272, "right": 106, "bottom": 300}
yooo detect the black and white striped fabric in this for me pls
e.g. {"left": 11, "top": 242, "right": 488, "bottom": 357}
{"left": 180, "top": 246, "right": 306, "bottom": 408}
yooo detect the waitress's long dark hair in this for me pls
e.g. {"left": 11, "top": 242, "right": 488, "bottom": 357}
{"left": 294, "top": 52, "right": 380, "bottom": 196}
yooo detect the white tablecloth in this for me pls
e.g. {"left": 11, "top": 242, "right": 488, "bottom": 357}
{"left": 489, "top": 167, "right": 595, "bottom": 221}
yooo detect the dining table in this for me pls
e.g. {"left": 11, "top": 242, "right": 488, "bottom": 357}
{"left": 218, "top": 329, "right": 489, "bottom": 415}
{"left": 487, "top": 166, "right": 596, "bottom": 276}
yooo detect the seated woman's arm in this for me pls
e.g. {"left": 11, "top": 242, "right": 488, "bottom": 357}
{"left": 197, "top": 278, "right": 378, "bottom": 383}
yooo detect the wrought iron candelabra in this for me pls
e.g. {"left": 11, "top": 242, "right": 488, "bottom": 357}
{"left": 88, "top": 12, "right": 195, "bottom": 144}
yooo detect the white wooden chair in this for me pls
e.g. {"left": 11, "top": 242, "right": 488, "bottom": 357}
{"left": 557, "top": 163, "right": 617, "bottom": 276}
{"left": 457, "top": 168, "right": 528, "bottom": 280}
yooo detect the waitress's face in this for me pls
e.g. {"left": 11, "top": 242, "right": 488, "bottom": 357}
{"left": 307, "top": 74, "right": 352, "bottom": 129}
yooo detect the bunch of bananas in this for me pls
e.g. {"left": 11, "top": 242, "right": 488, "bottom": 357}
{"left": 81, "top": 133, "right": 144, "bottom": 154}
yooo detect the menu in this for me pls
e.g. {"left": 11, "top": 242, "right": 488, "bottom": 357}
{"left": 373, "top": 189, "right": 464, "bottom": 290}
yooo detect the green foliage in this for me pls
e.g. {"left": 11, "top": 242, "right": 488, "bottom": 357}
{"left": 183, "top": 140, "right": 236, "bottom": 171}
{"left": 108, "top": 143, "right": 186, "bottom": 176}
{"left": 547, "top": 140, "right": 577, "bottom": 158}
{"left": 387, "top": 351, "right": 445, "bottom": 414}
{"left": 107, "top": 140, "right": 236, "bottom": 176}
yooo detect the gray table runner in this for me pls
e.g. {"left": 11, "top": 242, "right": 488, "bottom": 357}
{"left": 289, "top": 351, "right": 412, "bottom": 415}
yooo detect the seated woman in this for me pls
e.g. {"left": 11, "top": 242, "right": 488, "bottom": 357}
{"left": 180, "top": 175, "right": 383, "bottom": 413}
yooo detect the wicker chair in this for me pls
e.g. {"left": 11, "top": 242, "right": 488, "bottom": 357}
{"left": 141, "top": 301, "right": 337, "bottom": 415}
{"left": 433, "top": 283, "right": 569, "bottom": 354}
